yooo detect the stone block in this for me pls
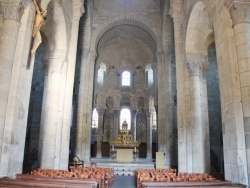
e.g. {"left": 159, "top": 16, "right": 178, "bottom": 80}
{"left": 244, "top": 117, "right": 250, "bottom": 133}
{"left": 229, "top": 135, "right": 237, "bottom": 150}
{"left": 243, "top": 101, "right": 250, "bottom": 117}
{"left": 241, "top": 86, "right": 250, "bottom": 101}
{"left": 238, "top": 58, "right": 250, "bottom": 73}
{"left": 230, "top": 163, "right": 239, "bottom": 183}
{"left": 237, "top": 44, "right": 250, "bottom": 60}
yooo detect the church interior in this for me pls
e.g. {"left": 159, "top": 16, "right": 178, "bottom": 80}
{"left": 0, "top": 0, "right": 249, "bottom": 187}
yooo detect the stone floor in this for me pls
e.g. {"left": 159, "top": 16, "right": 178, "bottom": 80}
{"left": 113, "top": 175, "right": 136, "bottom": 188}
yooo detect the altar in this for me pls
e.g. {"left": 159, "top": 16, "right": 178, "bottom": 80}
{"left": 110, "top": 121, "right": 139, "bottom": 162}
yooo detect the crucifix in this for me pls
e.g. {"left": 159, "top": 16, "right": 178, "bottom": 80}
{"left": 27, "top": 0, "right": 47, "bottom": 69}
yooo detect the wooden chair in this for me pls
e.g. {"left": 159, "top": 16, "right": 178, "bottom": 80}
{"left": 71, "top": 156, "right": 84, "bottom": 167}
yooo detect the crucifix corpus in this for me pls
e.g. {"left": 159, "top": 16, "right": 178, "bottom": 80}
{"left": 27, "top": 0, "right": 47, "bottom": 69}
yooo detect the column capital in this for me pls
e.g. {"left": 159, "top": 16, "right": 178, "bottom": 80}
{"left": 1, "top": 0, "right": 24, "bottom": 22}
{"left": 96, "top": 108, "right": 105, "bottom": 116}
{"left": 186, "top": 53, "right": 207, "bottom": 76}
{"left": 227, "top": 1, "right": 250, "bottom": 26}
{"left": 131, "top": 109, "right": 138, "bottom": 118}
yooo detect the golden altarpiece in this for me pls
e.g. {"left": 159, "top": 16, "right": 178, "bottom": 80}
{"left": 110, "top": 121, "right": 139, "bottom": 162}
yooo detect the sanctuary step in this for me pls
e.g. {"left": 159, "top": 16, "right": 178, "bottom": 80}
{"left": 89, "top": 158, "right": 155, "bottom": 176}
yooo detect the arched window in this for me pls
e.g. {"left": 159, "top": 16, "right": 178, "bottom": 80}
{"left": 122, "top": 71, "right": 130, "bottom": 86}
{"left": 92, "top": 108, "right": 98, "bottom": 129}
{"left": 97, "top": 63, "right": 106, "bottom": 87}
{"left": 120, "top": 108, "right": 131, "bottom": 130}
{"left": 152, "top": 110, "right": 157, "bottom": 131}
{"left": 145, "top": 65, "right": 153, "bottom": 88}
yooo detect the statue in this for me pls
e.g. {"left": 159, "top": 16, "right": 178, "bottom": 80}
{"left": 31, "top": 0, "right": 47, "bottom": 54}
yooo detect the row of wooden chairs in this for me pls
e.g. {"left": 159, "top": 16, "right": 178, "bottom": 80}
{"left": 31, "top": 167, "right": 114, "bottom": 188}
{"left": 136, "top": 168, "right": 223, "bottom": 188}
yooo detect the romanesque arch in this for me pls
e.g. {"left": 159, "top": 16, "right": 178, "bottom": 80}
{"left": 90, "top": 16, "right": 158, "bottom": 54}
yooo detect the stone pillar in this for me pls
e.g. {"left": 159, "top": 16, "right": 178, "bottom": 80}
{"left": 0, "top": 0, "right": 23, "bottom": 177}
{"left": 201, "top": 61, "right": 211, "bottom": 172}
{"left": 171, "top": 0, "right": 187, "bottom": 172}
{"left": 146, "top": 109, "right": 153, "bottom": 160}
{"left": 113, "top": 110, "right": 120, "bottom": 140}
{"left": 39, "top": 58, "right": 65, "bottom": 169}
{"left": 157, "top": 52, "right": 169, "bottom": 165}
{"left": 131, "top": 110, "right": 138, "bottom": 140}
{"left": 59, "top": 2, "right": 84, "bottom": 169}
{"left": 186, "top": 54, "right": 206, "bottom": 173}
{"left": 96, "top": 108, "right": 105, "bottom": 158}
{"left": 228, "top": 1, "right": 250, "bottom": 185}
{"left": 76, "top": 1, "right": 92, "bottom": 162}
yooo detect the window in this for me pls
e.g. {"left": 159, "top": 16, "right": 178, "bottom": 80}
{"left": 152, "top": 110, "right": 157, "bottom": 130}
{"left": 122, "top": 71, "right": 130, "bottom": 86}
{"left": 120, "top": 108, "right": 131, "bottom": 130}
{"left": 97, "top": 63, "right": 106, "bottom": 87}
{"left": 92, "top": 108, "right": 98, "bottom": 129}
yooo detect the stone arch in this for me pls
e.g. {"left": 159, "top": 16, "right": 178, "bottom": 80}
{"left": 90, "top": 16, "right": 158, "bottom": 54}
{"left": 42, "top": 0, "right": 68, "bottom": 58}
{"left": 185, "top": 1, "right": 213, "bottom": 58}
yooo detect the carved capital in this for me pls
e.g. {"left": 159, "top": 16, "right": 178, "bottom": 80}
{"left": 186, "top": 61, "right": 202, "bottom": 76}
{"left": 186, "top": 53, "right": 207, "bottom": 76}
{"left": 228, "top": 1, "right": 250, "bottom": 26}
{"left": 1, "top": 0, "right": 24, "bottom": 22}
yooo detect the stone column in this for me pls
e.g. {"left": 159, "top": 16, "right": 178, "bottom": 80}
{"left": 156, "top": 52, "right": 169, "bottom": 164}
{"left": 96, "top": 108, "right": 105, "bottom": 158}
{"left": 146, "top": 109, "right": 153, "bottom": 160}
{"left": 131, "top": 110, "right": 138, "bottom": 140}
{"left": 186, "top": 54, "right": 206, "bottom": 173}
{"left": 228, "top": 1, "right": 250, "bottom": 185}
{"left": 0, "top": 0, "right": 23, "bottom": 176}
{"left": 113, "top": 110, "right": 120, "bottom": 140}
{"left": 39, "top": 58, "right": 65, "bottom": 169}
{"left": 59, "top": 2, "right": 84, "bottom": 169}
{"left": 171, "top": 0, "right": 187, "bottom": 172}
{"left": 201, "top": 61, "right": 211, "bottom": 172}
{"left": 75, "top": 1, "right": 92, "bottom": 162}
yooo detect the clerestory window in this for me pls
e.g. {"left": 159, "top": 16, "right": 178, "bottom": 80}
{"left": 122, "top": 71, "right": 130, "bottom": 86}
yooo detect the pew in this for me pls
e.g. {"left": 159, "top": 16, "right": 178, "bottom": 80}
{"left": 16, "top": 174, "right": 100, "bottom": 188}
{"left": 0, "top": 178, "right": 91, "bottom": 188}
{"left": 141, "top": 181, "right": 247, "bottom": 187}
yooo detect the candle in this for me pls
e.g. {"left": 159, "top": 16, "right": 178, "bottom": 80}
{"left": 134, "top": 147, "right": 136, "bottom": 152}
{"left": 112, "top": 145, "right": 114, "bottom": 150}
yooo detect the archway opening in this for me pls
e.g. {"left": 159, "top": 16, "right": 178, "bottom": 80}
{"left": 185, "top": 1, "right": 224, "bottom": 173}
{"left": 120, "top": 108, "right": 131, "bottom": 130}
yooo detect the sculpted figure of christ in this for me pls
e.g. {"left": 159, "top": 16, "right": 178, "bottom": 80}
{"left": 31, "top": 0, "right": 47, "bottom": 54}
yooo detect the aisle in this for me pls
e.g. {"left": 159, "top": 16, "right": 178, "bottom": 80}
{"left": 112, "top": 175, "right": 136, "bottom": 188}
